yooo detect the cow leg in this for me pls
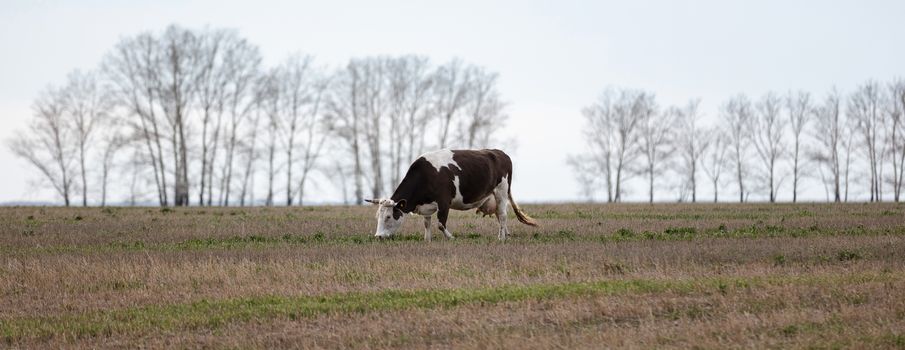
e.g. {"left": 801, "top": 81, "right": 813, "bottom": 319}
{"left": 423, "top": 216, "right": 432, "bottom": 242}
{"left": 495, "top": 197, "right": 509, "bottom": 240}
{"left": 494, "top": 180, "right": 510, "bottom": 241}
{"left": 437, "top": 204, "right": 455, "bottom": 240}
{"left": 441, "top": 226, "right": 454, "bottom": 240}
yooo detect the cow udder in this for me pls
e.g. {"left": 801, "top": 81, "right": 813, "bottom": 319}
{"left": 475, "top": 196, "right": 497, "bottom": 217}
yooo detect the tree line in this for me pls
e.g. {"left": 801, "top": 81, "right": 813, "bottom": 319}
{"left": 7, "top": 25, "right": 508, "bottom": 207}
{"left": 569, "top": 82, "right": 905, "bottom": 203}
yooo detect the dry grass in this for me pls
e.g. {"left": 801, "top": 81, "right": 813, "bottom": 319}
{"left": 1, "top": 203, "right": 905, "bottom": 348}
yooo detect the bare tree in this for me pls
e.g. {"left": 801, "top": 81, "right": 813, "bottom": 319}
{"left": 349, "top": 58, "right": 391, "bottom": 199}
{"left": 217, "top": 37, "right": 261, "bottom": 206}
{"left": 275, "top": 55, "right": 315, "bottom": 206}
{"left": 675, "top": 99, "right": 709, "bottom": 202}
{"left": 570, "top": 88, "right": 645, "bottom": 202}
{"left": 843, "top": 110, "right": 857, "bottom": 202}
{"left": 721, "top": 94, "right": 753, "bottom": 202}
{"left": 569, "top": 90, "right": 615, "bottom": 202}
{"left": 588, "top": 89, "right": 616, "bottom": 203}
{"left": 237, "top": 102, "right": 263, "bottom": 206}
{"left": 701, "top": 128, "right": 729, "bottom": 202}
{"left": 104, "top": 32, "right": 170, "bottom": 206}
{"left": 189, "top": 30, "right": 261, "bottom": 206}
{"left": 21, "top": 23, "right": 535, "bottom": 206}
{"left": 811, "top": 89, "right": 845, "bottom": 202}
{"left": 884, "top": 79, "right": 905, "bottom": 201}
{"left": 636, "top": 98, "right": 675, "bottom": 203}
{"left": 157, "top": 25, "right": 200, "bottom": 206}
{"left": 258, "top": 71, "right": 281, "bottom": 206}
{"left": 287, "top": 61, "right": 330, "bottom": 206}
{"left": 786, "top": 91, "right": 812, "bottom": 202}
{"left": 849, "top": 81, "right": 884, "bottom": 201}
{"left": 103, "top": 25, "right": 208, "bottom": 206}
{"left": 195, "top": 29, "right": 229, "bottom": 206}
{"left": 195, "top": 32, "right": 227, "bottom": 205}
{"left": 326, "top": 61, "right": 366, "bottom": 204}
{"left": 751, "top": 92, "right": 787, "bottom": 202}
{"left": 59, "top": 70, "right": 112, "bottom": 206}
{"left": 8, "top": 87, "right": 75, "bottom": 205}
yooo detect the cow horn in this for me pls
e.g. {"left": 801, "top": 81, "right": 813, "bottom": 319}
{"left": 363, "top": 199, "right": 379, "bottom": 204}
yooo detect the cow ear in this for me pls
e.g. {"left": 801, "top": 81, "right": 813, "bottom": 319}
{"left": 363, "top": 199, "right": 379, "bottom": 205}
{"left": 395, "top": 199, "right": 406, "bottom": 209}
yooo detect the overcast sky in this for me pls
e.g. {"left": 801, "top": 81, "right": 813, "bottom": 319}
{"left": 1, "top": 0, "right": 904, "bottom": 204}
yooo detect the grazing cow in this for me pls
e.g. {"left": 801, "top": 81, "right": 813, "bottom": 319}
{"left": 366, "top": 149, "right": 537, "bottom": 241}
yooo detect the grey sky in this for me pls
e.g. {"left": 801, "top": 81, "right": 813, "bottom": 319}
{"left": 1, "top": 0, "right": 903, "bottom": 203}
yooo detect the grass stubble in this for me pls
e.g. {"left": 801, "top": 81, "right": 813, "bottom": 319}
{"left": 1, "top": 203, "right": 905, "bottom": 348}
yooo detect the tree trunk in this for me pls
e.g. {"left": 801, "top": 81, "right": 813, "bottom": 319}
{"left": 605, "top": 153, "right": 613, "bottom": 203}
{"left": 792, "top": 141, "right": 799, "bottom": 203}
{"left": 79, "top": 141, "right": 87, "bottom": 207}
{"left": 353, "top": 137, "right": 362, "bottom": 203}
{"left": 736, "top": 159, "right": 744, "bottom": 203}
{"left": 180, "top": 121, "right": 189, "bottom": 206}
{"left": 833, "top": 152, "right": 841, "bottom": 203}
{"left": 691, "top": 163, "right": 697, "bottom": 203}
{"left": 266, "top": 142, "right": 275, "bottom": 206}
{"left": 148, "top": 105, "right": 169, "bottom": 206}
{"left": 286, "top": 146, "right": 294, "bottom": 206}
{"left": 199, "top": 109, "right": 209, "bottom": 206}
{"left": 138, "top": 113, "right": 164, "bottom": 206}
{"left": 58, "top": 154, "right": 70, "bottom": 207}
{"left": 101, "top": 166, "right": 108, "bottom": 207}
{"left": 223, "top": 131, "right": 237, "bottom": 206}
{"left": 769, "top": 158, "right": 775, "bottom": 203}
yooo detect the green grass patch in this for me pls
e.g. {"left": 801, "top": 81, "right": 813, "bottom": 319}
{"left": 0, "top": 278, "right": 673, "bottom": 342}
{"left": 0, "top": 271, "right": 897, "bottom": 343}
{"left": 6, "top": 223, "right": 905, "bottom": 257}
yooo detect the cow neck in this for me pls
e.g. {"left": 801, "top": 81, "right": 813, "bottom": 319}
{"left": 389, "top": 173, "right": 420, "bottom": 214}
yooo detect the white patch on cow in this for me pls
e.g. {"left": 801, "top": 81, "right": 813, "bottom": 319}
{"left": 494, "top": 175, "right": 511, "bottom": 240}
{"left": 493, "top": 175, "right": 509, "bottom": 201}
{"left": 451, "top": 176, "right": 465, "bottom": 207}
{"left": 414, "top": 201, "right": 438, "bottom": 216}
{"left": 440, "top": 225, "right": 455, "bottom": 239}
{"left": 421, "top": 149, "right": 459, "bottom": 172}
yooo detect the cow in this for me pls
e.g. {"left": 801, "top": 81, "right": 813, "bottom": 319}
{"left": 365, "top": 149, "right": 537, "bottom": 241}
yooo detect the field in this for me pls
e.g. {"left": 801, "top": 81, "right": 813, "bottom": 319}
{"left": 2, "top": 203, "right": 905, "bottom": 349}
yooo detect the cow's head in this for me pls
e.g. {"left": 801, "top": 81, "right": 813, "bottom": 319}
{"left": 364, "top": 198, "right": 407, "bottom": 238}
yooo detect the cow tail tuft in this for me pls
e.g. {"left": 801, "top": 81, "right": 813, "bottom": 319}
{"left": 508, "top": 188, "right": 537, "bottom": 227}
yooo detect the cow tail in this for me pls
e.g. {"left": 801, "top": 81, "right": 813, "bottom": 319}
{"left": 508, "top": 187, "right": 538, "bottom": 227}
